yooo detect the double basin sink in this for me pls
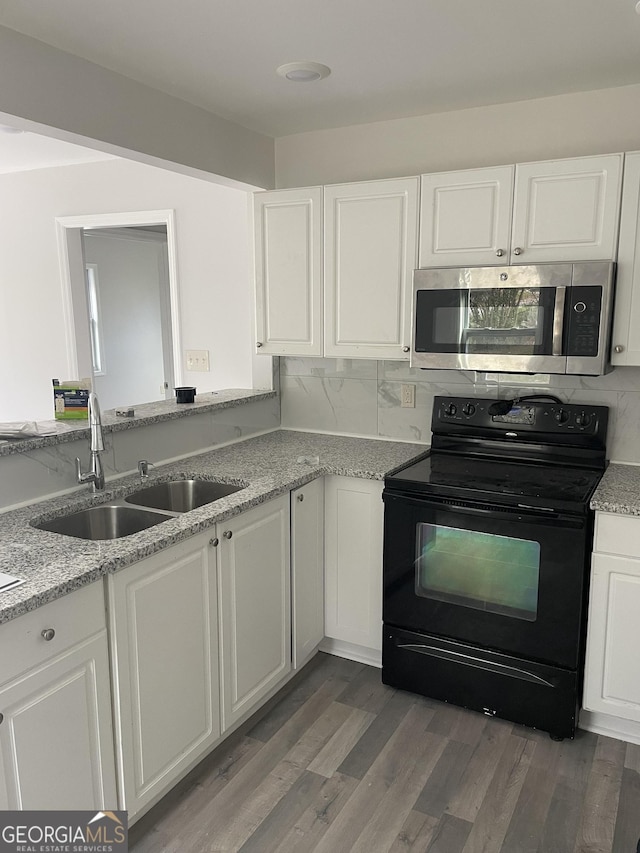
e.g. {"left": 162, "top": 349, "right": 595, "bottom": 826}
{"left": 34, "top": 479, "right": 245, "bottom": 541}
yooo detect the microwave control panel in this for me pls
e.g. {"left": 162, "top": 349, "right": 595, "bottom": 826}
{"left": 565, "top": 285, "right": 602, "bottom": 357}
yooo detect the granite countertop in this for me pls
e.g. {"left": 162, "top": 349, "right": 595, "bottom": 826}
{"left": 0, "top": 389, "right": 275, "bottom": 457}
{"left": 0, "top": 430, "right": 425, "bottom": 625}
{"left": 591, "top": 462, "right": 640, "bottom": 516}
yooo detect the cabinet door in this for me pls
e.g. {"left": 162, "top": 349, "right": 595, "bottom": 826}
{"left": 583, "top": 552, "right": 640, "bottom": 722}
{"left": 419, "top": 166, "right": 514, "bottom": 267}
{"left": 219, "top": 495, "right": 291, "bottom": 730}
{"left": 611, "top": 151, "right": 640, "bottom": 366}
{"left": 291, "top": 479, "right": 324, "bottom": 669}
{"left": 254, "top": 187, "right": 323, "bottom": 356}
{"left": 324, "top": 178, "right": 418, "bottom": 359}
{"left": 108, "top": 532, "right": 220, "bottom": 818}
{"left": 324, "top": 476, "right": 384, "bottom": 657}
{"left": 511, "top": 155, "right": 622, "bottom": 263}
{"left": 0, "top": 632, "right": 117, "bottom": 810}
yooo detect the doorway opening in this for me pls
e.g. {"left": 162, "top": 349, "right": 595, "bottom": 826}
{"left": 56, "top": 210, "right": 182, "bottom": 411}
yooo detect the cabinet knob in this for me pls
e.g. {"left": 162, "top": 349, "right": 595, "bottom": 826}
{"left": 223, "top": 530, "right": 233, "bottom": 539}
{"left": 0, "top": 713, "right": 3, "bottom": 724}
{"left": 614, "top": 345, "right": 624, "bottom": 354}
{"left": 209, "top": 537, "right": 219, "bottom": 547}
{"left": 41, "top": 628, "right": 55, "bottom": 642}
{"left": 256, "top": 342, "right": 263, "bottom": 348}
{"left": 496, "top": 249, "right": 504, "bottom": 257}
{"left": 297, "top": 493, "right": 304, "bottom": 502}
{"left": 513, "top": 247, "right": 523, "bottom": 256}
{"left": 402, "top": 346, "right": 410, "bottom": 353}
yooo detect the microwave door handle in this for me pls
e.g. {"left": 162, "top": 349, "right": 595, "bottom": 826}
{"left": 552, "top": 286, "right": 567, "bottom": 356}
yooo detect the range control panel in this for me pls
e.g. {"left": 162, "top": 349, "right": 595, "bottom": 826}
{"left": 433, "top": 396, "right": 609, "bottom": 440}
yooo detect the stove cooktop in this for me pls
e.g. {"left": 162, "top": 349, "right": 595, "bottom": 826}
{"left": 386, "top": 452, "right": 604, "bottom": 512}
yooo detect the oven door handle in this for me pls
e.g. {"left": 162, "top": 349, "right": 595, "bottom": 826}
{"left": 398, "top": 643, "right": 555, "bottom": 687}
{"left": 385, "top": 492, "right": 583, "bottom": 527}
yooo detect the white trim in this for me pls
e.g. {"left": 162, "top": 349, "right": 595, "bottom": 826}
{"left": 579, "top": 708, "right": 640, "bottom": 745}
{"left": 319, "top": 638, "right": 382, "bottom": 668}
{"left": 55, "top": 209, "right": 183, "bottom": 387}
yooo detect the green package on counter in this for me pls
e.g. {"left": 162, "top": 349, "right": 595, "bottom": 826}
{"left": 52, "top": 379, "right": 91, "bottom": 420}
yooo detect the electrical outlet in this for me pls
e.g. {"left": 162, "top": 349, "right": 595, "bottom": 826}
{"left": 186, "top": 349, "right": 210, "bottom": 372}
{"left": 401, "top": 383, "right": 416, "bottom": 408}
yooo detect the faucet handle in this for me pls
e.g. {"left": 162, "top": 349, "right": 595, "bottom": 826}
{"left": 138, "top": 460, "right": 153, "bottom": 478}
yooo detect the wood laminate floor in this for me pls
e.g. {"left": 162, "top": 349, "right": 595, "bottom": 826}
{"left": 129, "top": 653, "right": 640, "bottom": 853}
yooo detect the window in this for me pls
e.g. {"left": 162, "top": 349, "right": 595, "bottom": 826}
{"left": 415, "top": 523, "right": 540, "bottom": 621}
{"left": 85, "top": 263, "right": 105, "bottom": 375}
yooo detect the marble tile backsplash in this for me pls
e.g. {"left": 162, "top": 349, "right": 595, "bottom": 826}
{"left": 280, "top": 358, "right": 640, "bottom": 464}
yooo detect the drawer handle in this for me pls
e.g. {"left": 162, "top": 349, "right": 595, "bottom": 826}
{"left": 0, "top": 713, "right": 3, "bottom": 724}
{"left": 41, "top": 628, "right": 56, "bottom": 641}
{"left": 223, "top": 530, "right": 233, "bottom": 539}
{"left": 297, "top": 494, "right": 304, "bottom": 502}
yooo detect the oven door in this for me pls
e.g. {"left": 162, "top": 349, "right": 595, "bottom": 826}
{"left": 383, "top": 491, "right": 590, "bottom": 669}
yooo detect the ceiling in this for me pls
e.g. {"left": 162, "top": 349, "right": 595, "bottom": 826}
{"left": 0, "top": 0, "right": 639, "bottom": 138}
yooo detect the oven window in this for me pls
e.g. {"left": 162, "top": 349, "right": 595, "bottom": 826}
{"left": 415, "top": 523, "right": 540, "bottom": 621}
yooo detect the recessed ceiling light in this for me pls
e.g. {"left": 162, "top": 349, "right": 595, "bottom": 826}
{"left": 276, "top": 61, "right": 331, "bottom": 83}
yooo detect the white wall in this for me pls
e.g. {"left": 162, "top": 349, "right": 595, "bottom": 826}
{"left": 83, "top": 232, "right": 167, "bottom": 410}
{"left": 275, "top": 84, "right": 640, "bottom": 187}
{"left": 0, "top": 157, "right": 254, "bottom": 422}
{"left": 0, "top": 25, "right": 274, "bottom": 190}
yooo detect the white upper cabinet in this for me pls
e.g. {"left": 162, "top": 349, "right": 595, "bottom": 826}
{"left": 254, "top": 187, "right": 323, "bottom": 356}
{"left": 419, "top": 166, "right": 515, "bottom": 267}
{"left": 610, "top": 151, "right": 640, "bottom": 366}
{"left": 324, "top": 178, "right": 419, "bottom": 359}
{"left": 419, "top": 155, "right": 622, "bottom": 267}
{"left": 511, "top": 155, "right": 623, "bottom": 263}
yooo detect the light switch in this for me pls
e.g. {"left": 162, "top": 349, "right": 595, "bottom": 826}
{"left": 186, "top": 350, "right": 210, "bottom": 372}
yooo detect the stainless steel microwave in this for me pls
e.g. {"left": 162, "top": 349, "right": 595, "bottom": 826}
{"left": 411, "top": 261, "right": 615, "bottom": 375}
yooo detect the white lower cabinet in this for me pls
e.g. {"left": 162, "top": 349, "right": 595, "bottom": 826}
{"left": 291, "top": 479, "right": 324, "bottom": 669}
{"left": 218, "top": 494, "right": 291, "bottom": 730}
{"left": 583, "top": 513, "right": 640, "bottom": 733}
{"left": 0, "top": 583, "right": 117, "bottom": 810}
{"left": 323, "top": 476, "right": 384, "bottom": 664}
{"left": 108, "top": 531, "right": 220, "bottom": 819}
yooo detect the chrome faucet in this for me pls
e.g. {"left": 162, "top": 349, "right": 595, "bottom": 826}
{"left": 75, "top": 392, "right": 105, "bottom": 491}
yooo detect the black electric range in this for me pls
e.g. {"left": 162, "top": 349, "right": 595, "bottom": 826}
{"left": 382, "top": 395, "right": 608, "bottom": 740}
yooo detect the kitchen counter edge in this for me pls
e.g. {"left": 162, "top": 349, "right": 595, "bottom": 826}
{"left": 591, "top": 462, "right": 640, "bottom": 516}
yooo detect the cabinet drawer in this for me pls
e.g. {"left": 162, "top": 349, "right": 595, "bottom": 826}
{"left": 0, "top": 582, "right": 105, "bottom": 685}
{"left": 594, "top": 512, "right": 640, "bottom": 560}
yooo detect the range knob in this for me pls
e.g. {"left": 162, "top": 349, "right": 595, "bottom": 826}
{"left": 575, "top": 411, "right": 592, "bottom": 428}
{"left": 462, "top": 402, "right": 476, "bottom": 417}
{"left": 554, "top": 408, "right": 569, "bottom": 424}
{"left": 444, "top": 403, "right": 458, "bottom": 417}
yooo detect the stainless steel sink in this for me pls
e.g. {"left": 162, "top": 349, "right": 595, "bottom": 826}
{"left": 125, "top": 479, "right": 244, "bottom": 513}
{"left": 35, "top": 504, "right": 173, "bottom": 540}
